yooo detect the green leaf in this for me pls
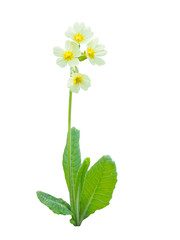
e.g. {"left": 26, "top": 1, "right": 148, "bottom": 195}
{"left": 74, "top": 158, "right": 90, "bottom": 225}
{"left": 36, "top": 191, "right": 72, "bottom": 215}
{"left": 75, "top": 158, "right": 90, "bottom": 199}
{"left": 63, "top": 127, "right": 81, "bottom": 190}
{"left": 69, "top": 217, "right": 76, "bottom": 226}
{"left": 79, "top": 155, "right": 117, "bottom": 222}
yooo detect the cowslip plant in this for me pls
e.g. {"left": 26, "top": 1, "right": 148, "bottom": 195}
{"left": 36, "top": 22, "right": 117, "bottom": 226}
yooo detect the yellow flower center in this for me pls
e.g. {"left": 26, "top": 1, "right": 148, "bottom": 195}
{"left": 87, "top": 48, "right": 96, "bottom": 59}
{"left": 73, "top": 75, "right": 83, "bottom": 85}
{"left": 63, "top": 51, "right": 74, "bottom": 61}
{"left": 74, "top": 33, "right": 84, "bottom": 43}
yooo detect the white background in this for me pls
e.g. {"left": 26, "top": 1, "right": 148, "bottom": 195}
{"left": 0, "top": 0, "right": 180, "bottom": 239}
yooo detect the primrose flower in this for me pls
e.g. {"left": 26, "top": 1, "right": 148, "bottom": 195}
{"left": 67, "top": 72, "right": 91, "bottom": 93}
{"left": 86, "top": 38, "right": 107, "bottom": 66}
{"left": 65, "top": 22, "right": 93, "bottom": 44}
{"left": 53, "top": 41, "right": 81, "bottom": 67}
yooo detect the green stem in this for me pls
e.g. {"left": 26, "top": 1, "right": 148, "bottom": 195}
{"left": 75, "top": 188, "right": 80, "bottom": 225}
{"left": 68, "top": 91, "right": 72, "bottom": 172}
{"left": 68, "top": 90, "right": 74, "bottom": 212}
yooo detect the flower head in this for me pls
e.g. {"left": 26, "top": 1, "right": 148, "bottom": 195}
{"left": 65, "top": 22, "right": 93, "bottom": 44}
{"left": 53, "top": 41, "right": 81, "bottom": 67}
{"left": 86, "top": 38, "right": 107, "bottom": 66}
{"left": 67, "top": 72, "right": 91, "bottom": 93}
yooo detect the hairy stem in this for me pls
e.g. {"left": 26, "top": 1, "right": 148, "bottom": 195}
{"left": 75, "top": 187, "right": 80, "bottom": 225}
{"left": 68, "top": 90, "right": 74, "bottom": 214}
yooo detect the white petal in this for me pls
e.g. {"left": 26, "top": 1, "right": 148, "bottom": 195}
{"left": 94, "top": 44, "right": 105, "bottom": 50}
{"left": 70, "top": 84, "right": 80, "bottom": 93}
{"left": 65, "top": 27, "right": 74, "bottom": 39}
{"left": 84, "top": 27, "right": 93, "bottom": 37}
{"left": 81, "top": 75, "right": 91, "bottom": 90}
{"left": 94, "top": 57, "right": 105, "bottom": 66}
{"left": 82, "top": 27, "right": 93, "bottom": 42}
{"left": 87, "top": 38, "right": 99, "bottom": 49}
{"left": 73, "top": 47, "right": 81, "bottom": 57}
{"left": 53, "top": 47, "right": 64, "bottom": 57}
{"left": 56, "top": 58, "right": 67, "bottom": 67}
{"left": 65, "top": 40, "right": 71, "bottom": 50}
{"left": 68, "top": 58, "right": 79, "bottom": 67}
{"left": 67, "top": 77, "right": 74, "bottom": 88}
{"left": 69, "top": 41, "right": 79, "bottom": 52}
{"left": 81, "top": 74, "right": 90, "bottom": 80}
{"left": 73, "top": 22, "right": 80, "bottom": 32}
{"left": 88, "top": 57, "right": 96, "bottom": 65}
{"left": 82, "top": 35, "right": 93, "bottom": 44}
{"left": 95, "top": 49, "right": 107, "bottom": 56}
{"left": 74, "top": 22, "right": 85, "bottom": 33}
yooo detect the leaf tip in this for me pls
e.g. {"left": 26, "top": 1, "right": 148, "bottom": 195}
{"left": 84, "top": 157, "right": 90, "bottom": 166}
{"left": 36, "top": 191, "right": 41, "bottom": 198}
{"left": 71, "top": 126, "right": 80, "bottom": 133}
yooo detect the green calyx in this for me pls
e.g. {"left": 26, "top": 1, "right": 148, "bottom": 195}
{"left": 78, "top": 51, "right": 87, "bottom": 62}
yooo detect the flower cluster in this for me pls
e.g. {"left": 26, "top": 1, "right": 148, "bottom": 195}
{"left": 53, "top": 23, "right": 107, "bottom": 93}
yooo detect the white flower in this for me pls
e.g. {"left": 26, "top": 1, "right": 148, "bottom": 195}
{"left": 67, "top": 73, "right": 91, "bottom": 93}
{"left": 53, "top": 41, "right": 81, "bottom": 68}
{"left": 65, "top": 22, "right": 93, "bottom": 44}
{"left": 86, "top": 38, "right": 107, "bottom": 66}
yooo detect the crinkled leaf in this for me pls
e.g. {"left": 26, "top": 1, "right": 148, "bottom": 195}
{"left": 36, "top": 191, "right": 72, "bottom": 215}
{"left": 75, "top": 157, "right": 90, "bottom": 199}
{"left": 80, "top": 155, "right": 117, "bottom": 222}
{"left": 63, "top": 127, "right": 81, "bottom": 190}
{"left": 74, "top": 158, "right": 90, "bottom": 225}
